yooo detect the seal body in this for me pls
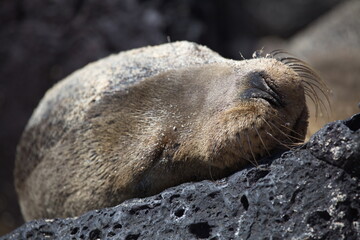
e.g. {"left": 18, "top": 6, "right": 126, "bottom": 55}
{"left": 15, "top": 41, "right": 310, "bottom": 220}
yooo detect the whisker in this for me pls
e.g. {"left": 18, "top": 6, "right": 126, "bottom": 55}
{"left": 208, "top": 164, "right": 215, "bottom": 181}
{"left": 261, "top": 116, "right": 303, "bottom": 150}
{"left": 255, "top": 127, "right": 271, "bottom": 156}
{"left": 260, "top": 117, "right": 275, "bottom": 135}
{"left": 302, "top": 80, "right": 330, "bottom": 109}
{"left": 279, "top": 124, "right": 304, "bottom": 140}
{"left": 265, "top": 131, "right": 295, "bottom": 151}
{"left": 299, "top": 76, "right": 328, "bottom": 98}
{"left": 236, "top": 132, "right": 257, "bottom": 167}
{"left": 266, "top": 119, "right": 303, "bottom": 143}
{"left": 299, "top": 75, "right": 328, "bottom": 95}
{"left": 303, "top": 81, "right": 321, "bottom": 116}
{"left": 303, "top": 85, "right": 319, "bottom": 111}
{"left": 276, "top": 57, "right": 319, "bottom": 74}
{"left": 261, "top": 118, "right": 291, "bottom": 144}
{"left": 267, "top": 50, "right": 331, "bottom": 118}
{"left": 304, "top": 82, "right": 330, "bottom": 118}
{"left": 268, "top": 113, "right": 306, "bottom": 140}
{"left": 265, "top": 111, "right": 307, "bottom": 142}
{"left": 268, "top": 49, "right": 291, "bottom": 58}
{"left": 286, "top": 64, "right": 320, "bottom": 77}
{"left": 246, "top": 134, "right": 258, "bottom": 167}
{"left": 243, "top": 155, "right": 257, "bottom": 168}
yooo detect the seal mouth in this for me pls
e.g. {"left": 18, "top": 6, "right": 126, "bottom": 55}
{"left": 240, "top": 72, "right": 283, "bottom": 107}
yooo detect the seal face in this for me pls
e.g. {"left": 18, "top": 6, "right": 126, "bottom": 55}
{"left": 15, "top": 41, "right": 324, "bottom": 220}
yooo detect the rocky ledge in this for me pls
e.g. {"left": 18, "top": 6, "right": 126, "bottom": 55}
{"left": 2, "top": 113, "right": 360, "bottom": 240}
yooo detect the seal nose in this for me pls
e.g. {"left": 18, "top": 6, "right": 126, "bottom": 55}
{"left": 240, "top": 72, "right": 283, "bottom": 107}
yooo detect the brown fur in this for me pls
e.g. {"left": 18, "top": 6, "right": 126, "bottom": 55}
{"left": 15, "top": 42, "right": 314, "bottom": 221}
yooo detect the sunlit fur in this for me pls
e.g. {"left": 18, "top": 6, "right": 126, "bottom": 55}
{"left": 244, "top": 50, "right": 331, "bottom": 162}
{"left": 268, "top": 50, "right": 331, "bottom": 118}
{"left": 15, "top": 42, "right": 329, "bottom": 220}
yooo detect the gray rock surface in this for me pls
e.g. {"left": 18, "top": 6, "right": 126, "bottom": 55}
{"left": 3, "top": 113, "right": 359, "bottom": 239}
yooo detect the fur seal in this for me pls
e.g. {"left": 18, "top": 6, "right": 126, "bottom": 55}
{"left": 15, "top": 41, "right": 325, "bottom": 221}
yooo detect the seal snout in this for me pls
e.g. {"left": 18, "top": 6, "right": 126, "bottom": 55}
{"left": 240, "top": 72, "right": 283, "bottom": 107}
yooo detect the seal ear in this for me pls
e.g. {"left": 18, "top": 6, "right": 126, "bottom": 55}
{"left": 268, "top": 50, "right": 330, "bottom": 118}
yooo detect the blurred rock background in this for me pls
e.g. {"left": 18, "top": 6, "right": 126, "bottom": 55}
{"left": 0, "top": 0, "right": 358, "bottom": 235}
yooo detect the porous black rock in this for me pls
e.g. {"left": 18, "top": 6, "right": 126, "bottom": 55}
{"left": 3, "top": 113, "right": 360, "bottom": 240}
